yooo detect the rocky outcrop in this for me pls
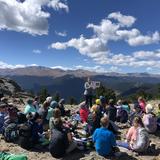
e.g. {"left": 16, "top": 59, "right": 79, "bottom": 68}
{"left": 0, "top": 77, "right": 22, "bottom": 96}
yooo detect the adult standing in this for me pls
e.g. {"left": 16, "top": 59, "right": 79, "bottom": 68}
{"left": 84, "top": 78, "right": 93, "bottom": 108}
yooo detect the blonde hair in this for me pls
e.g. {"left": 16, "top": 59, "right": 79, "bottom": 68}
{"left": 101, "top": 116, "right": 109, "bottom": 127}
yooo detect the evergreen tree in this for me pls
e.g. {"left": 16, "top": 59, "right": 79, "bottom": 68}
{"left": 54, "top": 92, "right": 60, "bottom": 102}
{"left": 96, "top": 84, "right": 116, "bottom": 103}
{"left": 38, "top": 87, "right": 48, "bottom": 103}
{"left": 68, "top": 96, "right": 77, "bottom": 105}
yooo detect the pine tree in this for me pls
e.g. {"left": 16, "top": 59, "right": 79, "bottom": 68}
{"left": 96, "top": 84, "right": 116, "bottom": 103}
{"left": 38, "top": 87, "right": 48, "bottom": 103}
{"left": 53, "top": 92, "right": 60, "bottom": 102}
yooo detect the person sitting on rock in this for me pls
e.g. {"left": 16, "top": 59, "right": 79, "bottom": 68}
{"left": 79, "top": 101, "right": 89, "bottom": 123}
{"left": 0, "top": 102, "right": 7, "bottom": 134}
{"left": 57, "top": 99, "right": 66, "bottom": 117}
{"left": 24, "top": 99, "right": 36, "bottom": 115}
{"left": 47, "top": 101, "right": 59, "bottom": 122}
{"left": 4, "top": 106, "right": 19, "bottom": 127}
{"left": 38, "top": 101, "right": 50, "bottom": 130}
{"left": 87, "top": 110, "right": 101, "bottom": 135}
{"left": 93, "top": 116, "right": 117, "bottom": 157}
{"left": 49, "top": 108, "right": 61, "bottom": 130}
{"left": 142, "top": 104, "right": 157, "bottom": 133}
{"left": 33, "top": 96, "right": 40, "bottom": 111}
{"left": 28, "top": 112, "right": 43, "bottom": 145}
{"left": 129, "top": 103, "right": 143, "bottom": 125}
{"left": 138, "top": 97, "right": 146, "bottom": 113}
{"left": 99, "top": 96, "right": 107, "bottom": 114}
{"left": 117, "top": 117, "right": 150, "bottom": 153}
{"left": 105, "top": 99, "right": 117, "bottom": 122}
{"left": 49, "top": 118, "right": 77, "bottom": 158}
{"left": 156, "top": 103, "right": 160, "bottom": 129}
{"left": 116, "top": 100, "right": 129, "bottom": 123}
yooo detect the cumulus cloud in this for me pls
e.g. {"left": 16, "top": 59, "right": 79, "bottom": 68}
{"left": 74, "top": 65, "right": 107, "bottom": 73}
{"left": 48, "top": 0, "right": 69, "bottom": 12}
{"left": 50, "top": 12, "right": 160, "bottom": 69}
{"left": 0, "top": 0, "right": 69, "bottom": 35}
{"left": 55, "top": 31, "right": 67, "bottom": 37}
{"left": 33, "top": 49, "right": 42, "bottom": 54}
{"left": 108, "top": 12, "right": 136, "bottom": 27}
{"left": 0, "top": 60, "right": 38, "bottom": 69}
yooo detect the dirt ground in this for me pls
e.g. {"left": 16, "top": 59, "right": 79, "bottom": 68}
{"left": 0, "top": 99, "right": 160, "bottom": 160}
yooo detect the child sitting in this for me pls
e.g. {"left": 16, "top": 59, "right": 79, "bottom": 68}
{"left": 79, "top": 102, "right": 89, "bottom": 123}
{"left": 142, "top": 104, "right": 157, "bottom": 133}
{"left": 117, "top": 117, "right": 150, "bottom": 153}
{"left": 93, "top": 116, "right": 117, "bottom": 157}
{"left": 49, "top": 118, "right": 77, "bottom": 158}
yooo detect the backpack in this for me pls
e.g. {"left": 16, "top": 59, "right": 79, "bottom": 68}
{"left": 18, "top": 123, "right": 33, "bottom": 149}
{"left": 143, "top": 113, "right": 157, "bottom": 133}
{"left": 17, "top": 112, "right": 27, "bottom": 124}
{"left": 3, "top": 123, "right": 19, "bottom": 142}
{"left": 117, "top": 107, "right": 128, "bottom": 123}
{"left": 132, "top": 127, "right": 150, "bottom": 152}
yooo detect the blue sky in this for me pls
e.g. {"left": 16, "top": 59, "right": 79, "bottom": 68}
{"left": 0, "top": 0, "right": 160, "bottom": 73}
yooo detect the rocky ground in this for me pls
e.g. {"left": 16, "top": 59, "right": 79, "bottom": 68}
{"left": 1, "top": 102, "right": 160, "bottom": 160}
{"left": 0, "top": 77, "right": 160, "bottom": 160}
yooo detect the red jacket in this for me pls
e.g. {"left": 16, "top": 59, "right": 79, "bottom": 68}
{"left": 80, "top": 108, "right": 89, "bottom": 123}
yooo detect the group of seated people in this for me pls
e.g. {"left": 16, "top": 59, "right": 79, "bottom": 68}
{"left": 0, "top": 95, "right": 160, "bottom": 158}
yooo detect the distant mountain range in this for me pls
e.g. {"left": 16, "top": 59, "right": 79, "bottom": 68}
{"left": 0, "top": 66, "right": 160, "bottom": 101}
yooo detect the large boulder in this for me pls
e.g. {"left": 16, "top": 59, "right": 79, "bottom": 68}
{"left": 0, "top": 77, "right": 22, "bottom": 96}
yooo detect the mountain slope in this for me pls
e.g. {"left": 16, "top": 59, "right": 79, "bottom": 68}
{"left": 0, "top": 66, "right": 160, "bottom": 100}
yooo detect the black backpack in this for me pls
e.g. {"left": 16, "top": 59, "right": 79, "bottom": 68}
{"left": 17, "top": 112, "right": 27, "bottom": 124}
{"left": 18, "top": 123, "right": 33, "bottom": 149}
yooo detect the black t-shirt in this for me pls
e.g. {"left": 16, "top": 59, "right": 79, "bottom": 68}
{"left": 49, "top": 128, "right": 69, "bottom": 158}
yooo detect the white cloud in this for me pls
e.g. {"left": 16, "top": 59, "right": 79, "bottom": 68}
{"left": 51, "top": 65, "right": 71, "bottom": 70}
{"left": 109, "top": 66, "right": 121, "bottom": 72}
{"left": 75, "top": 65, "right": 107, "bottom": 73}
{"left": 127, "top": 31, "right": 160, "bottom": 46}
{"left": 0, "top": 0, "right": 69, "bottom": 35}
{"left": 0, "top": 61, "right": 38, "bottom": 69}
{"left": 55, "top": 31, "right": 67, "bottom": 37}
{"left": 48, "top": 0, "right": 69, "bottom": 12}
{"left": 108, "top": 12, "right": 136, "bottom": 27}
{"left": 50, "top": 12, "right": 160, "bottom": 68}
{"left": 33, "top": 49, "right": 42, "bottom": 54}
{"left": 50, "top": 42, "right": 67, "bottom": 49}
{"left": 133, "top": 50, "right": 160, "bottom": 59}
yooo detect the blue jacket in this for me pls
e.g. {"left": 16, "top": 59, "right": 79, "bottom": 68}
{"left": 93, "top": 127, "right": 116, "bottom": 156}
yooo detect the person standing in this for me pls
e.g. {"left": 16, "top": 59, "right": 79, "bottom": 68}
{"left": 84, "top": 78, "right": 93, "bottom": 108}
